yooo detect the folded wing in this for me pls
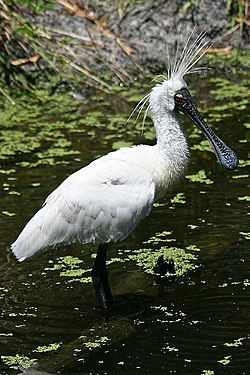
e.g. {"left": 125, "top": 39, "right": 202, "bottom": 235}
{"left": 11, "top": 158, "right": 155, "bottom": 261}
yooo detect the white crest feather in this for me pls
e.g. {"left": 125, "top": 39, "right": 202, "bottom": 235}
{"left": 126, "top": 30, "right": 211, "bottom": 130}
{"left": 170, "top": 30, "right": 211, "bottom": 79}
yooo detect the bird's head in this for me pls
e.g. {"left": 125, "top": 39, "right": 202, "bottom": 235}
{"left": 149, "top": 76, "right": 187, "bottom": 112}
{"left": 148, "top": 33, "right": 238, "bottom": 170}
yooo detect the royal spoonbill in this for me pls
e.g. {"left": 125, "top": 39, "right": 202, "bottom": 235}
{"left": 11, "top": 33, "right": 238, "bottom": 311}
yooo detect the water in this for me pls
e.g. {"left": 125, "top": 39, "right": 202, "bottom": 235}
{"left": 0, "top": 72, "right": 249, "bottom": 375}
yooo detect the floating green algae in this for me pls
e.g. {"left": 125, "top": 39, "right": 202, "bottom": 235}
{"left": 152, "top": 304, "right": 186, "bottom": 321}
{"left": 186, "top": 169, "right": 213, "bottom": 184}
{"left": 239, "top": 232, "right": 250, "bottom": 240}
{"left": 0, "top": 287, "right": 9, "bottom": 300}
{"left": 191, "top": 139, "right": 212, "bottom": 153}
{"left": 238, "top": 196, "right": 250, "bottom": 202}
{"left": 219, "top": 278, "right": 250, "bottom": 289}
{"left": 223, "top": 337, "right": 247, "bottom": 347}
{"left": 79, "top": 335, "right": 110, "bottom": 351}
{"left": 170, "top": 192, "right": 186, "bottom": 204}
{"left": 33, "top": 342, "right": 62, "bottom": 353}
{"left": 129, "top": 246, "right": 199, "bottom": 277}
{"left": 143, "top": 230, "right": 175, "bottom": 245}
{"left": 1, "top": 354, "right": 37, "bottom": 370}
{"left": 232, "top": 174, "right": 249, "bottom": 179}
{"left": 218, "top": 355, "right": 232, "bottom": 365}
{"left": 209, "top": 77, "right": 249, "bottom": 101}
{"left": 44, "top": 255, "right": 92, "bottom": 284}
{"left": 188, "top": 224, "right": 199, "bottom": 230}
{"left": 239, "top": 159, "right": 250, "bottom": 168}
{"left": 1, "top": 210, "right": 16, "bottom": 216}
{"left": 112, "top": 140, "right": 133, "bottom": 150}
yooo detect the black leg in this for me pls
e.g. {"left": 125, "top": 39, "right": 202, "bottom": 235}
{"left": 91, "top": 243, "right": 113, "bottom": 311}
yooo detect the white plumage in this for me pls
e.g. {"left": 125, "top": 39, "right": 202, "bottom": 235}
{"left": 11, "top": 140, "right": 187, "bottom": 261}
{"left": 11, "top": 33, "right": 237, "bottom": 310}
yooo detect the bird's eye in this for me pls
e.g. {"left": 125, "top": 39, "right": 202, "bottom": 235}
{"left": 174, "top": 93, "right": 183, "bottom": 101}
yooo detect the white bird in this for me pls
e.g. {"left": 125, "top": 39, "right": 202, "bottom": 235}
{"left": 11, "top": 33, "right": 238, "bottom": 311}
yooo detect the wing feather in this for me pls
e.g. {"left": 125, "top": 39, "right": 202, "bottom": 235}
{"left": 11, "top": 158, "right": 155, "bottom": 261}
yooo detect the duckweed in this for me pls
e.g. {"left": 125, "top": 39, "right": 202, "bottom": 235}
{"left": 239, "top": 232, "right": 250, "bottom": 240}
{"left": 143, "top": 230, "right": 175, "bottom": 244}
{"left": 218, "top": 355, "right": 232, "bottom": 365}
{"left": 170, "top": 192, "right": 186, "bottom": 204}
{"left": 44, "top": 256, "right": 92, "bottom": 284}
{"left": 186, "top": 170, "right": 213, "bottom": 184}
{"left": 223, "top": 337, "right": 246, "bottom": 347}
{"left": 79, "top": 335, "right": 110, "bottom": 351}
{"left": 1, "top": 354, "right": 37, "bottom": 370}
{"left": 33, "top": 342, "right": 62, "bottom": 352}
{"left": 129, "top": 246, "right": 199, "bottom": 277}
{"left": 1, "top": 210, "right": 16, "bottom": 216}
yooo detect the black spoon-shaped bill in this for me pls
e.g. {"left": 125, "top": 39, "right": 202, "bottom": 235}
{"left": 174, "top": 88, "right": 238, "bottom": 170}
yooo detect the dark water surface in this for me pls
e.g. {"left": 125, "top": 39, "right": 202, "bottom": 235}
{"left": 0, "top": 73, "right": 249, "bottom": 375}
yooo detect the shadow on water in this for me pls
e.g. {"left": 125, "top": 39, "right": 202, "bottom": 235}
{"left": 0, "top": 71, "right": 249, "bottom": 374}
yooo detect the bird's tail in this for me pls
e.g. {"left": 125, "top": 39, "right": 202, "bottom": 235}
{"left": 11, "top": 204, "right": 63, "bottom": 262}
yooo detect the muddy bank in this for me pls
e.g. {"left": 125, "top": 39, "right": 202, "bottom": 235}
{"left": 1, "top": 0, "right": 250, "bottom": 88}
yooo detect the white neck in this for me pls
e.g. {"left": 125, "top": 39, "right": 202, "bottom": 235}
{"left": 151, "top": 104, "right": 189, "bottom": 169}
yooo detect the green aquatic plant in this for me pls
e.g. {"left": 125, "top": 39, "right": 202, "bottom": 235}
{"left": 44, "top": 256, "right": 92, "bottom": 284}
{"left": 238, "top": 196, "right": 250, "bottom": 202}
{"left": 129, "top": 246, "right": 199, "bottom": 277}
{"left": 1, "top": 210, "right": 16, "bottom": 216}
{"left": 143, "top": 230, "right": 175, "bottom": 245}
{"left": 209, "top": 77, "right": 249, "bottom": 101}
{"left": 232, "top": 174, "right": 249, "bottom": 179}
{"left": 218, "top": 355, "right": 232, "bottom": 365}
{"left": 186, "top": 169, "right": 213, "bottom": 184}
{"left": 33, "top": 342, "right": 62, "bottom": 352}
{"left": 240, "top": 232, "right": 250, "bottom": 240}
{"left": 79, "top": 335, "right": 110, "bottom": 351}
{"left": 223, "top": 337, "right": 246, "bottom": 347}
{"left": 1, "top": 354, "right": 37, "bottom": 370}
{"left": 191, "top": 139, "right": 212, "bottom": 152}
{"left": 170, "top": 192, "right": 186, "bottom": 204}
{"left": 0, "top": 287, "right": 9, "bottom": 300}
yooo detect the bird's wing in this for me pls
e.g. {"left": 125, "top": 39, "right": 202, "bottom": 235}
{"left": 11, "top": 159, "right": 155, "bottom": 261}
